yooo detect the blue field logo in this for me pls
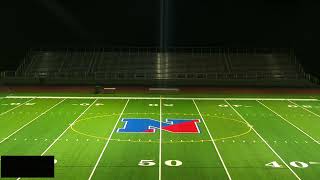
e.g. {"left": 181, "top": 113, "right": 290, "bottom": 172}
{"left": 117, "top": 118, "right": 201, "bottom": 133}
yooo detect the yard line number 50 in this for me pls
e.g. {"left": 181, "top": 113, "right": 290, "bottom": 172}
{"left": 139, "top": 160, "right": 182, "bottom": 167}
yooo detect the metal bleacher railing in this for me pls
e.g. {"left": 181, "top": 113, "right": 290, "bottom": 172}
{"left": 2, "top": 71, "right": 305, "bottom": 80}
{"left": 23, "top": 47, "right": 293, "bottom": 56}
{"left": 0, "top": 47, "right": 318, "bottom": 85}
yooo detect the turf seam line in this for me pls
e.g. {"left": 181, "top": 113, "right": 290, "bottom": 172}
{"left": 225, "top": 100, "right": 302, "bottom": 180}
{"left": 288, "top": 100, "right": 320, "bottom": 119}
{"left": 5, "top": 96, "right": 319, "bottom": 101}
{"left": 0, "top": 99, "right": 66, "bottom": 145}
{"left": 193, "top": 99, "right": 232, "bottom": 180}
{"left": 258, "top": 100, "right": 320, "bottom": 145}
{"left": 88, "top": 99, "right": 130, "bottom": 180}
{"left": 159, "top": 97, "right": 162, "bottom": 180}
{"left": 0, "top": 98, "right": 35, "bottom": 116}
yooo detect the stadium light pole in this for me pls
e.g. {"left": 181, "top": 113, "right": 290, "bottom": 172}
{"left": 160, "top": 0, "right": 168, "bottom": 52}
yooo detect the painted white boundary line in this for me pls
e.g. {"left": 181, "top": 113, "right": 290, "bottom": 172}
{"left": 258, "top": 100, "right": 320, "bottom": 145}
{"left": 193, "top": 100, "right": 232, "bottom": 180}
{"left": 88, "top": 99, "right": 130, "bottom": 180}
{"left": 41, "top": 99, "right": 98, "bottom": 156}
{"left": 0, "top": 99, "right": 66, "bottom": 144}
{"left": 0, "top": 98, "right": 35, "bottom": 116}
{"left": 224, "top": 100, "right": 301, "bottom": 180}
{"left": 288, "top": 100, "right": 320, "bottom": 119}
{"left": 159, "top": 97, "right": 162, "bottom": 180}
{"left": 17, "top": 99, "right": 98, "bottom": 180}
{"left": 5, "top": 95, "right": 319, "bottom": 101}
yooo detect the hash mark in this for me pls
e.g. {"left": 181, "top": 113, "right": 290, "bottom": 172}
{"left": 309, "top": 162, "right": 320, "bottom": 165}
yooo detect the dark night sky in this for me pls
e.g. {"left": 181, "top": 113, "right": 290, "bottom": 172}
{"left": 2, "top": 0, "right": 319, "bottom": 48}
{"left": 1, "top": 0, "right": 319, "bottom": 72}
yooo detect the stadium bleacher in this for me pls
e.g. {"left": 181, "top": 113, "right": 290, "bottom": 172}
{"left": 3, "top": 48, "right": 318, "bottom": 87}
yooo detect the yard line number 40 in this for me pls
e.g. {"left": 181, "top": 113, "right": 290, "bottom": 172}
{"left": 266, "top": 161, "right": 316, "bottom": 169}
{"left": 139, "top": 160, "right": 182, "bottom": 167}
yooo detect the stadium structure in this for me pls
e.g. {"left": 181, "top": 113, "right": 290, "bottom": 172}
{"left": 1, "top": 47, "right": 319, "bottom": 87}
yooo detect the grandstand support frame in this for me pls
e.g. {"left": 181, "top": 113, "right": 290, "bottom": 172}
{"left": 1, "top": 47, "right": 318, "bottom": 87}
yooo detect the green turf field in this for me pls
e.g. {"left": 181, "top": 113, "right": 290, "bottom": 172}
{"left": 1, "top": 95, "right": 320, "bottom": 180}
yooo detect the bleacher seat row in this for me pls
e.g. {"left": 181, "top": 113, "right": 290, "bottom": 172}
{"left": 18, "top": 51, "right": 303, "bottom": 81}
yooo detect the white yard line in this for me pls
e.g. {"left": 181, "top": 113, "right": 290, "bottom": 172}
{"left": 225, "top": 100, "right": 301, "bottom": 180}
{"left": 257, "top": 100, "right": 320, "bottom": 145}
{"left": 159, "top": 97, "right": 162, "bottom": 180}
{"left": 0, "top": 99, "right": 66, "bottom": 144}
{"left": 17, "top": 99, "right": 98, "bottom": 180}
{"left": 193, "top": 99, "right": 232, "bottom": 180}
{"left": 0, "top": 98, "right": 35, "bottom": 116}
{"left": 88, "top": 99, "right": 130, "bottom": 180}
{"left": 5, "top": 95, "right": 319, "bottom": 101}
{"left": 288, "top": 100, "right": 320, "bottom": 119}
{"left": 41, "top": 99, "right": 98, "bottom": 156}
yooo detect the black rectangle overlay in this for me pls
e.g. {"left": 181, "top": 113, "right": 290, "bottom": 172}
{"left": 1, "top": 156, "right": 54, "bottom": 178}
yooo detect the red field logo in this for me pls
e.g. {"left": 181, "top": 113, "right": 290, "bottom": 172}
{"left": 117, "top": 118, "right": 201, "bottom": 133}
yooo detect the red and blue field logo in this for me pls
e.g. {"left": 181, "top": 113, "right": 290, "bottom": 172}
{"left": 117, "top": 118, "right": 201, "bottom": 133}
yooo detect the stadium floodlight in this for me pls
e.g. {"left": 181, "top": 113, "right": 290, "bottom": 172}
{"left": 160, "top": 0, "right": 169, "bottom": 52}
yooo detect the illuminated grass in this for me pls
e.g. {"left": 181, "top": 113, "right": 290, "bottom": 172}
{"left": 0, "top": 95, "right": 320, "bottom": 180}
